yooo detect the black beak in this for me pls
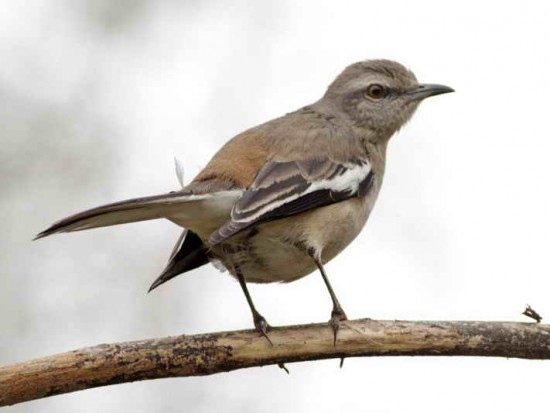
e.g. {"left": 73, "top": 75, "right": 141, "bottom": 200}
{"left": 408, "top": 83, "right": 454, "bottom": 101}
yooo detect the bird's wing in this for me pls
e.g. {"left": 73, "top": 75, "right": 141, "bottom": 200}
{"left": 208, "top": 157, "right": 374, "bottom": 245}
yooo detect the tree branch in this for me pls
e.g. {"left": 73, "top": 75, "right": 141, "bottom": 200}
{"left": 1, "top": 318, "right": 549, "bottom": 406}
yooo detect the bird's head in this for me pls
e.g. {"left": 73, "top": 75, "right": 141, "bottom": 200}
{"left": 322, "top": 59, "right": 453, "bottom": 140}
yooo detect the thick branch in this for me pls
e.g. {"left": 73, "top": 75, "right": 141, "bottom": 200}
{"left": 1, "top": 319, "right": 549, "bottom": 406}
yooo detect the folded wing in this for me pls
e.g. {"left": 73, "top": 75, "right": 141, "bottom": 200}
{"left": 208, "top": 157, "right": 374, "bottom": 245}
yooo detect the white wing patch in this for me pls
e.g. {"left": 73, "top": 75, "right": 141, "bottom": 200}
{"left": 308, "top": 161, "right": 371, "bottom": 193}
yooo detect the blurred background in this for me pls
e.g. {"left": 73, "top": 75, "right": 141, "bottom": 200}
{"left": 1, "top": 1, "right": 549, "bottom": 412}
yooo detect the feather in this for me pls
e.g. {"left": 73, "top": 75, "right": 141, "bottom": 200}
{"left": 208, "top": 158, "right": 374, "bottom": 245}
{"left": 174, "top": 156, "right": 185, "bottom": 188}
{"left": 35, "top": 189, "right": 241, "bottom": 240}
{"left": 148, "top": 230, "right": 209, "bottom": 292}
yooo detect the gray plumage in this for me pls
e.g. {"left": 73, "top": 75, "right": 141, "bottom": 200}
{"left": 36, "top": 59, "right": 453, "bottom": 339}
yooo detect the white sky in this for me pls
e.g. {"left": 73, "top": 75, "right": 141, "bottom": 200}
{"left": 1, "top": 1, "right": 549, "bottom": 412}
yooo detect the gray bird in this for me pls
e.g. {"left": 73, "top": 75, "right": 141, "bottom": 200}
{"left": 36, "top": 59, "right": 453, "bottom": 343}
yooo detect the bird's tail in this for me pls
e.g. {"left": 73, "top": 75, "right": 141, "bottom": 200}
{"left": 147, "top": 229, "right": 209, "bottom": 292}
{"left": 35, "top": 189, "right": 240, "bottom": 240}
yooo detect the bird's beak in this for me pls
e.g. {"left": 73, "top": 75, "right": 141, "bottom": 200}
{"left": 408, "top": 83, "right": 454, "bottom": 101}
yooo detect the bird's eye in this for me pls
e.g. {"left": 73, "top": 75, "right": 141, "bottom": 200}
{"left": 364, "top": 84, "right": 386, "bottom": 99}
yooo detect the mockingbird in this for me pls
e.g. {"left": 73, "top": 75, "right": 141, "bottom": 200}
{"left": 36, "top": 59, "right": 453, "bottom": 343}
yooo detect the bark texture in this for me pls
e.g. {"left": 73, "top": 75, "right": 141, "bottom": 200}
{"left": 1, "top": 319, "right": 549, "bottom": 406}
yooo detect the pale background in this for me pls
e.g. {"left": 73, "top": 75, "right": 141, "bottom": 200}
{"left": 1, "top": 1, "right": 549, "bottom": 412}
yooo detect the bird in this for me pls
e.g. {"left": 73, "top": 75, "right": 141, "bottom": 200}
{"left": 36, "top": 59, "right": 453, "bottom": 344}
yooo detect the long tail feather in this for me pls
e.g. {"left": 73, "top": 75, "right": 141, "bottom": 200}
{"left": 35, "top": 190, "right": 237, "bottom": 240}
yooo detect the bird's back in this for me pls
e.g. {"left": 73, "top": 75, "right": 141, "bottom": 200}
{"left": 192, "top": 106, "right": 369, "bottom": 190}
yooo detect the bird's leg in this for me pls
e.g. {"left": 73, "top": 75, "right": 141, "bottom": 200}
{"left": 235, "top": 267, "right": 272, "bottom": 345}
{"left": 311, "top": 254, "right": 347, "bottom": 345}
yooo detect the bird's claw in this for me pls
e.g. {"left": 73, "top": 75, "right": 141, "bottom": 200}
{"left": 253, "top": 313, "right": 273, "bottom": 345}
{"left": 329, "top": 308, "right": 347, "bottom": 346}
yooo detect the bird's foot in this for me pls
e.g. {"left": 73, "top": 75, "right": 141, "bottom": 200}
{"left": 253, "top": 312, "right": 273, "bottom": 345}
{"left": 329, "top": 307, "right": 347, "bottom": 346}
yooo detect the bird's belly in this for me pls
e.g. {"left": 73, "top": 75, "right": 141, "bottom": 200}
{"left": 236, "top": 237, "right": 318, "bottom": 283}
{"left": 215, "top": 197, "right": 371, "bottom": 283}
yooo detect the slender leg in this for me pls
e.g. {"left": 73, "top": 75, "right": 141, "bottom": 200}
{"left": 235, "top": 268, "right": 272, "bottom": 345}
{"left": 311, "top": 254, "right": 347, "bottom": 345}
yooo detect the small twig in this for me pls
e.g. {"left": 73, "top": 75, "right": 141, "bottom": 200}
{"left": 523, "top": 305, "right": 543, "bottom": 323}
{"left": 0, "top": 319, "right": 549, "bottom": 407}
{"left": 278, "top": 362, "right": 290, "bottom": 374}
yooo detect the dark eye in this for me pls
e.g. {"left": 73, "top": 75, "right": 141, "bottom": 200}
{"left": 364, "top": 84, "right": 386, "bottom": 99}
